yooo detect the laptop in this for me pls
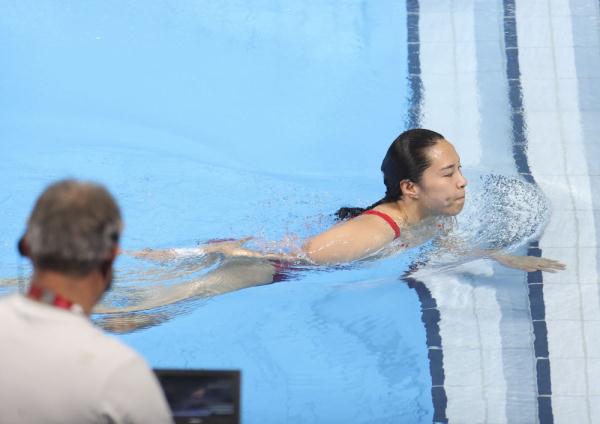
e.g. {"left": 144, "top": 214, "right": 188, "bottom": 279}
{"left": 154, "top": 369, "right": 241, "bottom": 424}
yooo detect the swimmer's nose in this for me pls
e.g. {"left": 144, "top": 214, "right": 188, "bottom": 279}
{"left": 458, "top": 172, "right": 468, "bottom": 188}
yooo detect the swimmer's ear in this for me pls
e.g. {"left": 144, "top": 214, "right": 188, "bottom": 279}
{"left": 399, "top": 179, "right": 419, "bottom": 199}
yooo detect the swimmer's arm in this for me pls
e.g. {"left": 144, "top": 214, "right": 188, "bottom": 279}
{"left": 301, "top": 214, "right": 396, "bottom": 264}
{"left": 128, "top": 239, "right": 299, "bottom": 263}
{"left": 486, "top": 252, "right": 566, "bottom": 273}
{"left": 436, "top": 236, "right": 566, "bottom": 273}
{"left": 131, "top": 214, "right": 398, "bottom": 265}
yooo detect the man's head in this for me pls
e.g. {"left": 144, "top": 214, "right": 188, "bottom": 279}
{"left": 20, "top": 179, "right": 122, "bottom": 278}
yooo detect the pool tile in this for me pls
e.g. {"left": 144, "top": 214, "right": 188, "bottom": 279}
{"left": 540, "top": 210, "right": 577, "bottom": 248}
{"left": 578, "top": 210, "right": 599, "bottom": 247}
{"left": 481, "top": 390, "right": 509, "bottom": 424}
{"left": 516, "top": 17, "right": 552, "bottom": 48}
{"left": 577, "top": 144, "right": 600, "bottom": 176}
{"left": 556, "top": 176, "right": 595, "bottom": 210}
{"left": 578, "top": 248, "right": 600, "bottom": 283}
{"left": 479, "top": 308, "right": 532, "bottom": 350}
{"left": 419, "top": 14, "right": 456, "bottom": 44}
{"left": 549, "top": 17, "right": 577, "bottom": 47}
{"left": 474, "top": 12, "right": 502, "bottom": 43}
{"left": 517, "top": 47, "right": 557, "bottom": 79}
{"left": 558, "top": 78, "right": 600, "bottom": 112}
{"left": 443, "top": 348, "right": 482, "bottom": 387}
{"left": 475, "top": 43, "right": 507, "bottom": 72}
{"left": 420, "top": 44, "right": 458, "bottom": 76}
{"left": 583, "top": 320, "right": 600, "bottom": 358}
{"left": 520, "top": 78, "right": 559, "bottom": 112}
{"left": 523, "top": 109, "right": 561, "bottom": 142}
{"left": 590, "top": 396, "right": 600, "bottom": 423}
{"left": 552, "top": 395, "right": 590, "bottom": 424}
{"left": 565, "top": 143, "right": 600, "bottom": 176}
{"left": 568, "top": 47, "right": 600, "bottom": 78}
{"left": 444, "top": 385, "right": 486, "bottom": 423}
{"left": 572, "top": 176, "right": 599, "bottom": 210}
{"left": 528, "top": 142, "right": 567, "bottom": 177}
{"left": 484, "top": 348, "right": 536, "bottom": 389}
{"left": 515, "top": 0, "right": 551, "bottom": 18}
{"left": 586, "top": 358, "right": 600, "bottom": 395}
{"left": 581, "top": 285, "right": 600, "bottom": 321}
{"left": 472, "top": 285, "right": 501, "bottom": 310}
{"left": 439, "top": 315, "right": 481, "bottom": 349}
{"left": 547, "top": 320, "right": 585, "bottom": 358}
{"left": 549, "top": 358, "right": 587, "bottom": 395}
{"left": 543, "top": 284, "right": 582, "bottom": 320}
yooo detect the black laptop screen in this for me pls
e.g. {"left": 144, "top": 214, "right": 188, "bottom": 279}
{"left": 154, "top": 369, "right": 240, "bottom": 424}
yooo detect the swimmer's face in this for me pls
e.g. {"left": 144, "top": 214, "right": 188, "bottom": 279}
{"left": 414, "top": 140, "right": 467, "bottom": 217}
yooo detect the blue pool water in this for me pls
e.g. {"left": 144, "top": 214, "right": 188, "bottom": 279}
{"left": 5, "top": 1, "right": 599, "bottom": 423}
{"left": 0, "top": 1, "right": 439, "bottom": 422}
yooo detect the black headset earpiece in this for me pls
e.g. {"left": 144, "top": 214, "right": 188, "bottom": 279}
{"left": 100, "top": 260, "right": 111, "bottom": 278}
{"left": 17, "top": 237, "right": 28, "bottom": 257}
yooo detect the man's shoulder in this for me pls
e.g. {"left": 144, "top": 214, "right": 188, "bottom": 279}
{"left": 91, "top": 329, "right": 145, "bottom": 365}
{"left": 0, "top": 294, "right": 27, "bottom": 318}
{"left": 0, "top": 293, "right": 19, "bottom": 307}
{"left": 64, "top": 316, "right": 146, "bottom": 366}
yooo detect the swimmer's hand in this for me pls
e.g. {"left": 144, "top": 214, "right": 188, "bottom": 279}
{"left": 491, "top": 254, "right": 566, "bottom": 273}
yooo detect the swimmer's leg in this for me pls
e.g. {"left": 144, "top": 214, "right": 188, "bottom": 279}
{"left": 94, "top": 257, "right": 276, "bottom": 314}
{"left": 95, "top": 312, "right": 171, "bottom": 334}
{"left": 0, "top": 278, "right": 19, "bottom": 287}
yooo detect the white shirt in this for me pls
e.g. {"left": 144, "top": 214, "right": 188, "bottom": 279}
{"left": 0, "top": 295, "right": 173, "bottom": 424}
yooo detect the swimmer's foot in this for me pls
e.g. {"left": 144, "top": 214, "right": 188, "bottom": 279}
{"left": 127, "top": 248, "right": 178, "bottom": 262}
{"left": 492, "top": 254, "right": 566, "bottom": 273}
{"left": 201, "top": 237, "right": 256, "bottom": 256}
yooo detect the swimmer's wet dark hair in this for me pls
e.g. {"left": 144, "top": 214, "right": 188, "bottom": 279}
{"left": 335, "top": 128, "right": 445, "bottom": 220}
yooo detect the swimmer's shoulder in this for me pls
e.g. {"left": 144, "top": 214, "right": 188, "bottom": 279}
{"left": 352, "top": 204, "right": 403, "bottom": 238}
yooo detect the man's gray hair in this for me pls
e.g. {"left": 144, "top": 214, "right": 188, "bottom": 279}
{"left": 24, "top": 179, "right": 122, "bottom": 275}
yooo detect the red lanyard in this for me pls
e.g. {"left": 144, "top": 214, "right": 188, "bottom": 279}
{"left": 27, "top": 285, "right": 83, "bottom": 314}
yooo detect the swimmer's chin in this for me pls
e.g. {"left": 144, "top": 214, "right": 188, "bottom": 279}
{"left": 442, "top": 199, "right": 465, "bottom": 216}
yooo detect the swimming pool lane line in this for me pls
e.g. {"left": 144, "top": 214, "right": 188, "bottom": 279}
{"left": 405, "top": 276, "right": 448, "bottom": 423}
{"left": 405, "top": 0, "right": 449, "bottom": 422}
{"left": 406, "top": 0, "right": 423, "bottom": 130}
{"left": 503, "top": 0, "right": 554, "bottom": 422}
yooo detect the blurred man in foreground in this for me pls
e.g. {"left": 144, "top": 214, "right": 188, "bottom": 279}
{"left": 0, "top": 179, "right": 173, "bottom": 423}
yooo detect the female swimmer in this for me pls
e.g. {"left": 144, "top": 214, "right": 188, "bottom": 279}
{"left": 92, "top": 128, "right": 565, "bottom": 329}
{"left": 135, "top": 128, "right": 564, "bottom": 272}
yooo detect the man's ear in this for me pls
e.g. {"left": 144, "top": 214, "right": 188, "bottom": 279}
{"left": 399, "top": 179, "right": 419, "bottom": 199}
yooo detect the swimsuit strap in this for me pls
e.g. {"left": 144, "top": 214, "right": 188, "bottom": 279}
{"left": 362, "top": 210, "right": 401, "bottom": 239}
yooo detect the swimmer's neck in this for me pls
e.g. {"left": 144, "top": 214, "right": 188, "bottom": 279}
{"left": 28, "top": 269, "right": 107, "bottom": 316}
{"left": 384, "top": 198, "right": 431, "bottom": 226}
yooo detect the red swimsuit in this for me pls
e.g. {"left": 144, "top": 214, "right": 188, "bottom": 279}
{"left": 362, "top": 210, "right": 401, "bottom": 238}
